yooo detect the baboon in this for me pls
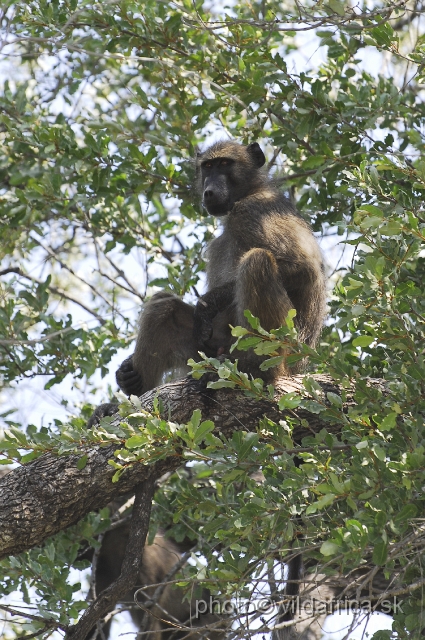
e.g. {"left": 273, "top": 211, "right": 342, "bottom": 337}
{"left": 113, "top": 140, "right": 326, "bottom": 398}
{"left": 90, "top": 522, "right": 225, "bottom": 639}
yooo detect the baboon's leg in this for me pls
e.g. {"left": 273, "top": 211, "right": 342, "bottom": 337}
{"left": 130, "top": 292, "right": 198, "bottom": 395}
{"left": 235, "top": 248, "right": 294, "bottom": 377}
{"left": 236, "top": 248, "right": 293, "bottom": 331}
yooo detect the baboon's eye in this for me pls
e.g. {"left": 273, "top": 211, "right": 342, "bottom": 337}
{"left": 221, "top": 159, "right": 231, "bottom": 165}
{"left": 204, "top": 161, "right": 212, "bottom": 168}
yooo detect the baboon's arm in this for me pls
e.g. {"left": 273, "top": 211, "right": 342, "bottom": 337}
{"left": 193, "top": 282, "right": 235, "bottom": 344}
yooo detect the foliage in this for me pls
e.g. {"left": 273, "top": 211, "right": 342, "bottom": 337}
{"left": 1, "top": 0, "right": 425, "bottom": 637}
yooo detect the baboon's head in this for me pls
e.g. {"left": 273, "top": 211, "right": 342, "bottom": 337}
{"left": 196, "top": 141, "right": 266, "bottom": 216}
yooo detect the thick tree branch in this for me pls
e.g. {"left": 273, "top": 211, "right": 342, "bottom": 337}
{"left": 0, "top": 373, "right": 372, "bottom": 559}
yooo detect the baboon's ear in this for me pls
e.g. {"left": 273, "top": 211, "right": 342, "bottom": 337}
{"left": 247, "top": 142, "right": 266, "bottom": 167}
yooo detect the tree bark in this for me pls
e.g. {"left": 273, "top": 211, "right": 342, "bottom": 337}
{"left": 0, "top": 373, "right": 366, "bottom": 559}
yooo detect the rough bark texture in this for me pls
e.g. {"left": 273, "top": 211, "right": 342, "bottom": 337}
{"left": 0, "top": 373, "right": 363, "bottom": 559}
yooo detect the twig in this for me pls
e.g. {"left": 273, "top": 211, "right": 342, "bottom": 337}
{"left": 0, "top": 267, "right": 106, "bottom": 325}
{"left": 29, "top": 234, "right": 126, "bottom": 321}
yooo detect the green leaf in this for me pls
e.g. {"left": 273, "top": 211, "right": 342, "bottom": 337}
{"left": 125, "top": 435, "right": 148, "bottom": 449}
{"left": 237, "top": 432, "right": 259, "bottom": 460}
{"left": 207, "top": 380, "right": 236, "bottom": 389}
{"left": 373, "top": 445, "right": 386, "bottom": 461}
{"left": 393, "top": 504, "right": 417, "bottom": 524}
{"left": 278, "top": 393, "right": 301, "bottom": 410}
{"left": 371, "top": 632, "right": 392, "bottom": 640}
{"left": 355, "top": 205, "right": 384, "bottom": 217}
{"left": 112, "top": 469, "right": 124, "bottom": 483}
{"left": 326, "top": 0, "right": 345, "bottom": 15}
{"left": 190, "top": 409, "right": 202, "bottom": 430}
{"left": 76, "top": 455, "right": 88, "bottom": 470}
{"left": 236, "top": 336, "right": 263, "bottom": 351}
{"left": 381, "top": 221, "right": 403, "bottom": 236}
{"left": 356, "top": 440, "right": 368, "bottom": 450}
{"left": 327, "top": 392, "right": 342, "bottom": 407}
{"left": 370, "top": 22, "right": 395, "bottom": 47}
{"left": 329, "top": 472, "right": 344, "bottom": 493}
{"left": 231, "top": 326, "right": 249, "bottom": 337}
{"left": 316, "top": 493, "right": 336, "bottom": 509}
{"left": 359, "top": 216, "right": 382, "bottom": 229}
{"left": 7, "top": 428, "right": 28, "bottom": 446}
{"left": 302, "top": 155, "right": 327, "bottom": 169}
{"left": 285, "top": 308, "right": 297, "bottom": 328}
{"left": 193, "top": 420, "right": 215, "bottom": 445}
{"left": 243, "top": 310, "right": 259, "bottom": 330}
{"left": 259, "top": 356, "right": 284, "bottom": 371}
{"left": 351, "top": 304, "right": 366, "bottom": 317}
{"left": 379, "top": 412, "right": 397, "bottom": 431}
{"left": 320, "top": 541, "right": 340, "bottom": 556}
{"left": 352, "top": 335, "right": 374, "bottom": 347}
{"left": 372, "top": 540, "right": 388, "bottom": 566}
{"left": 20, "top": 451, "right": 37, "bottom": 463}
{"left": 306, "top": 493, "right": 336, "bottom": 514}
{"left": 253, "top": 340, "right": 282, "bottom": 355}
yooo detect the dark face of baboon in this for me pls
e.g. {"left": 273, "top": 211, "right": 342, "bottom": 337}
{"left": 196, "top": 141, "right": 266, "bottom": 216}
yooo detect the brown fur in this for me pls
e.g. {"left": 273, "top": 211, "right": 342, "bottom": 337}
{"left": 93, "top": 525, "right": 225, "bottom": 639}
{"left": 115, "top": 140, "right": 326, "bottom": 397}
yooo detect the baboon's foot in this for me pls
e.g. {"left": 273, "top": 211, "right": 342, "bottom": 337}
{"left": 87, "top": 402, "right": 119, "bottom": 428}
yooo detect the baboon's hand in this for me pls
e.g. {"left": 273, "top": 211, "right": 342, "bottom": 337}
{"left": 116, "top": 355, "right": 144, "bottom": 396}
{"left": 87, "top": 402, "right": 119, "bottom": 428}
{"left": 193, "top": 283, "right": 235, "bottom": 348}
{"left": 193, "top": 300, "right": 214, "bottom": 346}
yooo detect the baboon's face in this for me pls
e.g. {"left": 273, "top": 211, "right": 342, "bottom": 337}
{"left": 201, "top": 157, "right": 237, "bottom": 216}
{"left": 198, "top": 142, "right": 266, "bottom": 216}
